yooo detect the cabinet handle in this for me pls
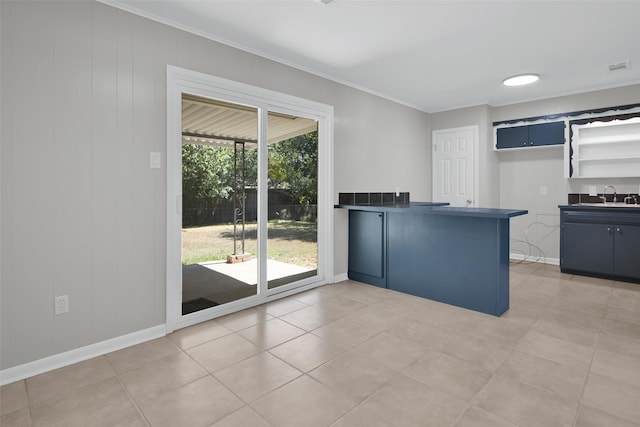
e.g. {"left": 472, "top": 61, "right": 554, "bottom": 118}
{"left": 617, "top": 227, "right": 621, "bottom": 233}
{"left": 607, "top": 227, "right": 612, "bottom": 233}
{"left": 529, "top": 141, "right": 534, "bottom": 145}
{"left": 522, "top": 142, "right": 527, "bottom": 146}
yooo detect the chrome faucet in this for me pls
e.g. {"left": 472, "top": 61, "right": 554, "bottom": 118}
{"left": 602, "top": 185, "right": 617, "bottom": 203}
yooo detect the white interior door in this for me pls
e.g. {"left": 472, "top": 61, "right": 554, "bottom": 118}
{"left": 432, "top": 126, "right": 478, "bottom": 207}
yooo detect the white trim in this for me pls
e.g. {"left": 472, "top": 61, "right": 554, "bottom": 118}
{"left": 166, "top": 65, "right": 334, "bottom": 333}
{"left": 258, "top": 107, "right": 268, "bottom": 297}
{"left": 333, "top": 272, "right": 349, "bottom": 283}
{"left": 173, "top": 279, "right": 329, "bottom": 331}
{"left": 0, "top": 325, "right": 166, "bottom": 386}
{"left": 509, "top": 253, "right": 560, "bottom": 266}
{"left": 97, "top": 0, "right": 424, "bottom": 113}
{"left": 431, "top": 125, "right": 480, "bottom": 207}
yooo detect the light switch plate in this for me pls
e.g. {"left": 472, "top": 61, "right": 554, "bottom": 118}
{"left": 150, "top": 152, "right": 161, "bottom": 169}
{"left": 540, "top": 186, "right": 547, "bottom": 196}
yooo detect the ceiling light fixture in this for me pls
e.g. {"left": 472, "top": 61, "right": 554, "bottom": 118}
{"left": 502, "top": 74, "right": 539, "bottom": 86}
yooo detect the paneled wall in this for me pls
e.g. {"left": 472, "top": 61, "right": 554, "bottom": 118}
{"left": 432, "top": 85, "right": 640, "bottom": 263}
{"left": 493, "top": 85, "right": 640, "bottom": 262}
{"left": 0, "top": 1, "right": 431, "bottom": 370}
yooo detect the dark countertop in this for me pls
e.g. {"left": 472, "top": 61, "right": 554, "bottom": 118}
{"left": 559, "top": 203, "right": 640, "bottom": 212}
{"left": 334, "top": 202, "right": 447, "bottom": 210}
{"left": 335, "top": 202, "right": 528, "bottom": 219}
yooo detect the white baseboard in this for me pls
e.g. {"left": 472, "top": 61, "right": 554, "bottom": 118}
{"left": 0, "top": 324, "right": 166, "bottom": 386}
{"left": 510, "top": 253, "right": 560, "bottom": 266}
{"left": 333, "top": 272, "right": 349, "bottom": 283}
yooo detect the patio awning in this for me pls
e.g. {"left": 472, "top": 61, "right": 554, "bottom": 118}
{"left": 182, "top": 93, "right": 318, "bottom": 148}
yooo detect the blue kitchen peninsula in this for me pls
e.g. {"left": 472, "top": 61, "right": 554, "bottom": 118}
{"left": 336, "top": 202, "right": 528, "bottom": 316}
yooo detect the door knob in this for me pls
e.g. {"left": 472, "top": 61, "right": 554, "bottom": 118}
{"left": 466, "top": 199, "right": 473, "bottom": 205}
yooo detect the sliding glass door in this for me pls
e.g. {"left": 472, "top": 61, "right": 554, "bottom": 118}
{"left": 180, "top": 95, "right": 260, "bottom": 315}
{"left": 267, "top": 113, "right": 318, "bottom": 290}
{"left": 166, "top": 70, "right": 331, "bottom": 332}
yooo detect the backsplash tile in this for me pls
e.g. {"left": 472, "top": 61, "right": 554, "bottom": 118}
{"left": 354, "top": 193, "right": 370, "bottom": 205}
{"left": 338, "top": 193, "right": 355, "bottom": 205}
{"left": 568, "top": 193, "right": 639, "bottom": 204}
{"left": 339, "top": 192, "right": 410, "bottom": 206}
{"left": 382, "top": 193, "right": 395, "bottom": 204}
{"left": 370, "top": 193, "right": 382, "bottom": 205}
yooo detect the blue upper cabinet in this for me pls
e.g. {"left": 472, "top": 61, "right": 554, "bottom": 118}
{"left": 496, "top": 121, "right": 565, "bottom": 149}
{"left": 496, "top": 126, "right": 528, "bottom": 149}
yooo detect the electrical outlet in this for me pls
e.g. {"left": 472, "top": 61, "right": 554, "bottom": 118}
{"left": 540, "top": 186, "right": 547, "bottom": 196}
{"left": 55, "top": 295, "right": 69, "bottom": 315}
{"left": 589, "top": 186, "right": 597, "bottom": 196}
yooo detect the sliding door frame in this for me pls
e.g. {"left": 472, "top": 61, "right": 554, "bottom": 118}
{"left": 166, "top": 66, "right": 334, "bottom": 333}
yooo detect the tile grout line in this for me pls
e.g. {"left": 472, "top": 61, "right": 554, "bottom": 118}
{"left": 452, "top": 293, "right": 536, "bottom": 427}
{"left": 452, "top": 264, "right": 553, "bottom": 427}
{"left": 177, "top": 335, "right": 279, "bottom": 426}
{"left": 103, "top": 354, "right": 152, "bottom": 427}
{"left": 10, "top": 265, "right": 640, "bottom": 427}
{"left": 570, "top": 281, "right": 613, "bottom": 427}
{"left": 23, "top": 379, "right": 35, "bottom": 427}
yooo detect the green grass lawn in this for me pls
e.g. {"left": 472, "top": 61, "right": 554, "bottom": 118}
{"left": 181, "top": 220, "right": 317, "bottom": 268}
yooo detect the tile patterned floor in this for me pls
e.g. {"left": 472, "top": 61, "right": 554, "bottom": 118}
{"left": 3, "top": 263, "right": 640, "bottom": 426}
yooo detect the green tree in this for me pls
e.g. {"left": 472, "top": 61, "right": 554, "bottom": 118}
{"left": 182, "top": 144, "right": 234, "bottom": 224}
{"left": 268, "top": 132, "right": 318, "bottom": 206}
{"left": 182, "top": 131, "right": 318, "bottom": 224}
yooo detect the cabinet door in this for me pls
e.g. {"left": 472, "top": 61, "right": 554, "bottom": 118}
{"left": 348, "top": 210, "right": 385, "bottom": 286}
{"left": 562, "top": 222, "right": 614, "bottom": 274}
{"left": 496, "top": 126, "right": 528, "bottom": 149}
{"left": 614, "top": 224, "right": 640, "bottom": 279}
{"left": 529, "top": 121, "right": 565, "bottom": 147}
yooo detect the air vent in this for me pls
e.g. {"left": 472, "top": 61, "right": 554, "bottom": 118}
{"left": 608, "top": 61, "right": 630, "bottom": 72}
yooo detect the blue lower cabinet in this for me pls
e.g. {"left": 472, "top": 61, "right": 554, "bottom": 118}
{"left": 615, "top": 225, "right": 640, "bottom": 279}
{"left": 348, "top": 210, "right": 386, "bottom": 287}
{"left": 561, "top": 222, "right": 614, "bottom": 275}
{"left": 560, "top": 207, "right": 640, "bottom": 282}
{"left": 345, "top": 207, "right": 514, "bottom": 316}
{"left": 387, "top": 213, "right": 509, "bottom": 316}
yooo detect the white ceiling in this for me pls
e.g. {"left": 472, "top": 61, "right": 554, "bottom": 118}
{"left": 104, "top": 0, "right": 640, "bottom": 113}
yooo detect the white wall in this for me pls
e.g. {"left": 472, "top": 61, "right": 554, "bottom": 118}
{"left": 0, "top": 1, "right": 430, "bottom": 370}
{"left": 493, "top": 85, "right": 640, "bottom": 262}
{"left": 429, "top": 85, "right": 640, "bottom": 263}
{"left": 4, "top": 0, "right": 638, "bottom": 374}
{"left": 496, "top": 147, "right": 565, "bottom": 263}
